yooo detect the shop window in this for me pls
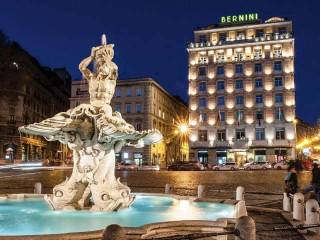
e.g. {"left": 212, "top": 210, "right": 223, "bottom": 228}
{"left": 255, "top": 150, "right": 266, "bottom": 162}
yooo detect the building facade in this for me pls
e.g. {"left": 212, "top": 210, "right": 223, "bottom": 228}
{"left": 0, "top": 34, "right": 71, "bottom": 163}
{"left": 70, "top": 77, "right": 189, "bottom": 168}
{"left": 187, "top": 16, "right": 296, "bottom": 166}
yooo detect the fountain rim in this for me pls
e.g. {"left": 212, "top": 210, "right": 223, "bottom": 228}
{"left": 0, "top": 192, "right": 241, "bottom": 239}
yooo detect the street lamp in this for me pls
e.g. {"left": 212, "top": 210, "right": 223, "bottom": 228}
{"left": 178, "top": 123, "right": 189, "bottom": 134}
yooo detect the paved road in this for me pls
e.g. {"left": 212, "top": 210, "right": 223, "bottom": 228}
{"left": 0, "top": 169, "right": 311, "bottom": 195}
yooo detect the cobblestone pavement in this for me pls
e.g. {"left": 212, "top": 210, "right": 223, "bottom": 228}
{"left": 0, "top": 169, "right": 313, "bottom": 239}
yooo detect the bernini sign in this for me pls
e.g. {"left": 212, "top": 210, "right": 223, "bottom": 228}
{"left": 221, "top": 13, "right": 259, "bottom": 24}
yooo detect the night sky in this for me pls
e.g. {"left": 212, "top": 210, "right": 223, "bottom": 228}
{"left": 0, "top": 0, "right": 319, "bottom": 123}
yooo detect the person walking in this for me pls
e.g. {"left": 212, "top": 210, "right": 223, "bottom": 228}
{"left": 302, "top": 163, "right": 320, "bottom": 202}
{"left": 285, "top": 164, "right": 298, "bottom": 197}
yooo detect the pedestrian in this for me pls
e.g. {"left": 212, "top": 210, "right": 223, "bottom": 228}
{"left": 302, "top": 163, "right": 320, "bottom": 202}
{"left": 285, "top": 164, "right": 298, "bottom": 197}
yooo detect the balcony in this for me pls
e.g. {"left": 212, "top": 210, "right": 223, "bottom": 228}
{"left": 232, "top": 138, "right": 249, "bottom": 149}
{"left": 215, "top": 140, "right": 230, "bottom": 147}
{"left": 188, "top": 32, "right": 293, "bottom": 49}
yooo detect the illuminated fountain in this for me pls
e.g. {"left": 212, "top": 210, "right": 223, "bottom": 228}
{"left": 19, "top": 34, "right": 162, "bottom": 211}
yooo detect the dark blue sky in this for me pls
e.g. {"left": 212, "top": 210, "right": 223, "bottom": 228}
{"left": 0, "top": 0, "right": 319, "bottom": 123}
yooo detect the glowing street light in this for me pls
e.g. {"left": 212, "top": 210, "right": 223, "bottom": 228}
{"left": 178, "top": 123, "right": 189, "bottom": 134}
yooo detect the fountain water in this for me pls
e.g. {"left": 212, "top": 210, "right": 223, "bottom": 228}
{"left": 19, "top": 34, "right": 162, "bottom": 211}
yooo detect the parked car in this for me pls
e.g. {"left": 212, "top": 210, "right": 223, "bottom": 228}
{"left": 117, "top": 162, "right": 138, "bottom": 171}
{"left": 139, "top": 164, "right": 160, "bottom": 171}
{"left": 244, "top": 161, "right": 272, "bottom": 170}
{"left": 168, "top": 161, "right": 204, "bottom": 171}
{"left": 273, "top": 160, "right": 289, "bottom": 170}
{"left": 212, "top": 162, "right": 239, "bottom": 171}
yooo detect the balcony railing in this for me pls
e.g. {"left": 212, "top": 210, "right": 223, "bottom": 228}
{"left": 188, "top": 32, "right": 293, "bottom": 49}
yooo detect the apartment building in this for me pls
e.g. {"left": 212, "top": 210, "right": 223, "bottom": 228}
{"left": 70, "top": 78, "right": 189, "bottom": 168}
{"left": 187, "top": 15, "right": 296, "bottom": 166}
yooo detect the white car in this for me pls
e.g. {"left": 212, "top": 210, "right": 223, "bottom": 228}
{"left": 244, "top": 161, "right": 272, "bottom": 170}
{"left": 212, "top": 162, "right": 239, "bottom": 171}
{"left": 273, "top": 161, "right": 289, "bottom": 170}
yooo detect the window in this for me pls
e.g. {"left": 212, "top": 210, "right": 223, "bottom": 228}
{"left": 136, "top": 103, "right": 142, "bottom": 113}
{"left": 217, "top": 96, "right": 225, "bottom": 106}
{"left": 217, "top": 130, "right": 226, "bottom": 141}
{"left": 235, "top": 110, "right": 244, "bottom": 123}
{"left": 199, "top": 97, "right": 207, "bottom": 108}
{"left": 274, "top": 61, "right": 282, "bottom": 72}
{"left": 237, "top": 31, "right": 245, "bottom": 39}
{"left": 217, "top": 52, "right": 225, "bottom": 63}
{"left": 125, "top": 104, "right": 131, "bottom": 113}
{"left": 256, "top": 29, "right": 264, "bottom": 37}
{"left": 254, "top": 63, "right": 262, "bottom": 73}
{"left": 217, "top": 80, "right": 225, "bottom": 90}
{"left": 255, "top": 95, "right": 263, "bottom": 104}
{"left": 199, "top": 35, "right": 207, "bottom": 43}
{"left": 199, "top": 113, "right": 207, "bottom": 122}
{"left": 253, "top": 49, "right": 263, "bottom": 60}
{"left": 198, "top": 82, "right": 206, "bottom": 92}
{"left": 255, "top": 128, "right": 265, "bottom": 140}
{"left": 219, "top": 32, "right": 226, "bottom": 42}
{"left": 217, "top": 66, "right": 224, "bottom": 76}
{"left": 136, "top": 88, "right": 142, "bottom": 96}
{"left": 136, "top": 122, "right": 142, "bottom": 131}
{"left": 115, "top": 88, "right": 121, "bottom": 97}
{"left": 236, "top": 95, "right": 244, "bottom": 105}
{"left": 275, "top": 107, "right": 284, "bottom": 121}
{"left": 235, "top": 52, "right": 244, "bottom": 62}
{"left": 255, "top": 79, "right": 263, "bottom": 88}
{"left": 274, "top": 77, "right": 283, "bottom": 87}
{"left": 198, "top": 130, "right": 208, "bottom": 142}
{"left": 278, "top": 27, "right": 287, "bottom": 35}
{"left": 273, "top": 47, "right": 282, "bottom": 58}
{"left": 235, "top": 64, "right": 243, "bottom": 74}
{"left": 276, "top": 128, "right": 285, "bottom": 140}
{"left": 256, "top": 110, "right": 264, "bottom": 120}
{"left": 198, "top": 66, "right": 207, "bottom": 76}
{"left": 236, "top": 129, "right": 246, "bottom": 140}
{"left": 199, "top": 56, "right": 208, "bottom": 64}
{"left": 126, "top": 88, "right": 132, "bottom": 97}
{"left": 219, "top": 111, "right": 225, "bottom": 121}
{"left": 115, "top": 103, "right": 121, "bottom": 112}
{"left": 235, "top": 80, "right": 243, "bottom": 90}
{"left": 275, "top": 93, "right": 283, "bottom": 103}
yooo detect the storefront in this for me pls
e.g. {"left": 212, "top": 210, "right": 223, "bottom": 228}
{"left": 275, "top": 149, "right": 288, "bottom": 162}
{"left": 134, "top": 152, "right": 143, "bottom": 166}
{"left": 197, "top": 150, "right": 208, "bottom": 164}
{"left": 216, "top": 150, "right": 227, "bottom": 164}
{"left": 254, "top": 149, "right": 267, "bottom": 162}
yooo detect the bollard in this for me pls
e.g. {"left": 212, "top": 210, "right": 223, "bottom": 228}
{"left": 236, "top": 186, "right": 245, "bottom": 201}
{"left": 235, "top": 200, "right": 248, "bottom": 218}
{"left": 102, "top": 224, "right": 126, "bottom": 240}
{"left": 305, "top": 199, "right": 320, "bottom": 234}
{"left": 235, "top": 216, "right": 256, "bottom": 240}
{"left": 165, "top": 184, "right": 171, "bottom": 194}
{"left": 197, "top": 185, "right": 205, "bottom": 198}
{"left": 283, "top": 193, "right": 291, "bottom": 212}
{"left": 293, "top": 192, "right": 305, "bottom": 221}
{"left": 34, "top": 182, "right": 42, "bottom": 194}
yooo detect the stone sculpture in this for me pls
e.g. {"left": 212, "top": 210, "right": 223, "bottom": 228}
{"left": 19, "top": 34, "right": 162, "bottom": 211}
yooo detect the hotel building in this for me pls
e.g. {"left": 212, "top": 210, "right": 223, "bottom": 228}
{"left": 70, "top": 78, "right": 189, "bottom": 168}
{"left": 187, "top": 16, "right": 296, "bottom": 165}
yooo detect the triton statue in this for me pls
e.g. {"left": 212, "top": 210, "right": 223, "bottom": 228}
{"left": 19, "top": 34, "right": 162, "bottom": 211}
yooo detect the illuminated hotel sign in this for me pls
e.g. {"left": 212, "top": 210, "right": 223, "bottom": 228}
{"left": 221, "top": 13, "right": 259, "bottom": 24}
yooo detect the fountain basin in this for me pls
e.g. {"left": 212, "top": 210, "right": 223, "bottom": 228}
{"left": 0, "top": 193, "right": 242, "bottom": 237}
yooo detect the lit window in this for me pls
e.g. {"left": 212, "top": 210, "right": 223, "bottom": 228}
{"left": 198, "top": 130, "right": 208, "bottom": 141}
{"left": 217, "top": 96, "right": 225, "bottom": 106}
{"left": 275, "top": 93, "right": 283, "bottom": 103}
{"left": 235, "top": 80, "right": 243, "bottom": 90}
